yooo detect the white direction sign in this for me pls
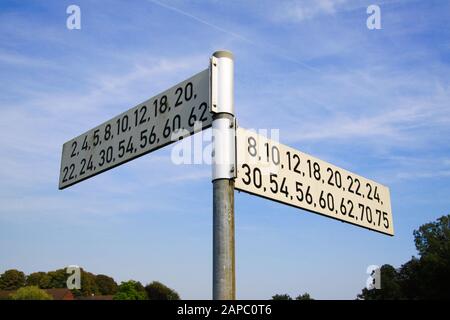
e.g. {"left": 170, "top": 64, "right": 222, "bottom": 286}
{"left": 59, "top": 69, "right": 211, "bottom": 189}
{"left": 235, "top": 127, "right": 394, "bottom": 236}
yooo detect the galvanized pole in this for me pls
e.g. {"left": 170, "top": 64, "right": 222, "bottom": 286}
{"left": 210, "top": 50, "right": 236, "bottom": 300}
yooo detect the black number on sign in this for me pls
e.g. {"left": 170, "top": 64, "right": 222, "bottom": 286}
{"left": 366, "top": 183, "right": 373, "bottom": 200}
{"left": 175, "top": 87, "right": 183, "bottom": 107}
{"left": 104, "top": 124, "right": 112, "bottom": 141}
{"left": 358, "top": 204, "right": 365, "bottom": 221}
{"left": 159, "top": 95, "right": 168, "bottom": 114}
{"left": 253, "top": 168, "right": 262, "bottom": 188}
{"left": 305, "top": 186, "right": 313, "bottom": 204}
{"left": 241, "top": 164, "right": 262, "bottom": 188}
{"left": 366, "top": 206, "right": 373, "bottom": 223}
{"left": 347, "top": 176, "right": 354, "bottom": 193}
{"left": 376, "top": 209, "right": 382, "bottom": 226}
{"left": 116, "top": 115, "right": 130, "bottom": 135}
{"left": 63, "top": 164, "right": 76, "bottom": 182}
{"left": 163, "top": 116, "right": 179, "bottom": 139}
{"left": 81, "top": 136, "right": 88, "bottom": 151}
{"left": 347, "top": 176, "right": 361, "bottom": 195}
{"left": 118, "top": 140, "right": 126, "bottom": 158}
{"left": 327, "top": 193, "right": 334, "bottom": 211}
{"left": 287, "top": 152, "right": 301, "bottom": 174}
{"left": 307, "top": 159, "right": 321, "bottom": 180}
{"left": 172, "top": 115, "right": 181, "bottom": 132}
{"left": 296, "top": 182, "right": 313, "bottom": 204}
{"left": 140, "top": 126, "right": 156, "bottom": 148}
{"left": 99, "top": 146, "right": 113, "bottom": 167}
{"left": 383, "top": 211, "right": 389, "bottom": 229}
{"left": 188, "top": 102, "right": 208, "bottom": 127}
{"left": 163, "top": 119, "right": 171, "bottom": 138}
{"left": 265, "top": 143, "right": 280, "bottom": 165}
{"left": 80, "top": 158, "right": 86, "bottom": 175}
{"left": 62, "top": 166, "right": 68, "bottom": 183}
{"left": 149, "top": 126, "right": 156, "bottom": 144}
{"left": 248, "top": 137, "right": 257, "bottom": 157}
{"left": 280, "top": 177, "right": 288, "bottom": 197}
{"left": 296, "top": 182, "right": 304, "bottom": 202}
{"left": 327, "top": 168, "right": 333, "bottom": 186}
{"left": 354, "top": 178, "right": 361, "bottom": 196}
{"left": 93, "top": 129, "right": 100, "bottom": 146}
{"left": 153, "top": 95, "right": 169, "bottom": 117}
{"left": 140, "top": 130, "right": 147, "bottom": 148}
{"left": 198, "top": 102, "right": 208, "bottom": 122}
{"left": 99, "top": 150, "right": 105, "bottom": 166}
{"left": 71, "top": 141, "right": 77, "bottom": 158}
{"left": 269, "top": 173, "right": 278, "bottom": 193}
{"left": 374, "top": 210, "right": 391, "bottom": 229}
{"left": 175, "top": 82, "right": 194, "bottom": 107}
{"left": 374, "top": 187, "right": 380, "bottom": 203}
{"left": 69, "top": 164, "right": 75, "bottom": 180}
{"left": 327, "top": 168, "right": 342, "bottom": 188}
{"left": 358, "top": 204, "right": 373, "bottom": 223}
{"left": 79, "top": 156, "right": 93, "bottom": 176}
{"left": 134, "top": 105, "right": 147, "bottom": 127}
{"left": 87, "top": 155, "right": 93, "bottom": 171}
{"left": 319, "top": 191, "right": 335, "bottom": 211}
{"left": 367, "top": 183, "right": 380, "bottom": 203}
{"left": 241, "top": 164, "right": 251, "bottom": 185}
{"left": 335, "top": 171, "right": 342, "bottom": 188}
{"left": 347, "top": 200, "right": 355, "bottom": 218}
{"left": 188, "top": 107, "right": 197, "bottom": 126}
{"left": 126, "top": 136, "right": 134, "bottom": 154}
{"left": 184, "top": 82, "right": 193, "bottom": 101}
{"left": 121, "top": 115, "right": 129, "bottom": 133}
{"left": 340, "top": 198, "right": 347, "bottom": 215}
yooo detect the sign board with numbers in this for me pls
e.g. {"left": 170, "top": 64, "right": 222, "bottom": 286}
{"left": 235, "top": 127, "right": 394, "bottom": 236}
{"left": 59, "top": 69, "right": 211, "bottom": 189}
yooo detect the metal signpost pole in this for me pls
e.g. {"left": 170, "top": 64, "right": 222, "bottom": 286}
{"left": 211, "top": 50, "right": 236, "bottom": 300}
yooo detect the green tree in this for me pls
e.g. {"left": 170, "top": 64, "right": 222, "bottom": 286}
{"left": 47, "top": 269, "right": 67, "bottom": 288}
{"left": 26, "top": 272, "right": 51, "bottom": 289}
{"left": 0, "top": 269, "right": 26, "bottom": 290}
{"left": 295, "top": 293, "right": 313, "bottom": 300}
{"left": 412, "top": 214, "right": 450, "bottom": 299}
{"left": 357, "top": 214, "right": 450, "bottom": 300}
{"left": 96, "top": 274, "right": 118, "bottom": 295}
{"left": 10, "top": 286, "right": 53, "bottom": 300}
{"left": 113, "top": 281, "right": 147, "bottom": 300}
{"left": 397, "top": 257, "right": 423, "bottom": 299}
{"left": 414, "top": 215, "right": 450, "bottom": 257}
{"left": 79, "top": 270, "right": 100, "bottom": 296}
{"left": 145, "top": 281, "right": 180, "bottom": 300}
{"left": 271, "top": 294, "right": 292, "bottom": 300}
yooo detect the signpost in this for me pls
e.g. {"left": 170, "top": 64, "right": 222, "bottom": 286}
{"left": 59, "top": 50, "right": 394, "bottom": 300}
{"left": 59, "top": 69, "right": 211, "bottom": 189}
{"left": 235, "top": 127, "right": 394, "bottom": 236}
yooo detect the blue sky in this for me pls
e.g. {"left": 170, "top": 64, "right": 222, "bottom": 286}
{"left": 0, "top": 0, "right": 449, "bottom": 299}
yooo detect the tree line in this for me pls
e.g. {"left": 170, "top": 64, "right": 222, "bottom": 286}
{"left": 357, "top": 214, "right": 450, "bottom": 299}
{"left": 268, "top": 214, "right": 450, "bottom": 300}
{"left": 0, "top": 268, "right": 180, "bottom": 300}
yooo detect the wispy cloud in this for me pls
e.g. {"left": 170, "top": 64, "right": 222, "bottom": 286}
{"left": 272, "top": 0, "right": 349, "bottom": 23}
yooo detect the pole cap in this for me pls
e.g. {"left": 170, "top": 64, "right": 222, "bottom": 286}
{"left": 213, "top": 50, "right": 234, "bottom": 60}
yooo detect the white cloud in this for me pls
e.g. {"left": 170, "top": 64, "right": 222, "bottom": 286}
{"left": 273, "top": 0, "right": 349, "bottom": 23}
